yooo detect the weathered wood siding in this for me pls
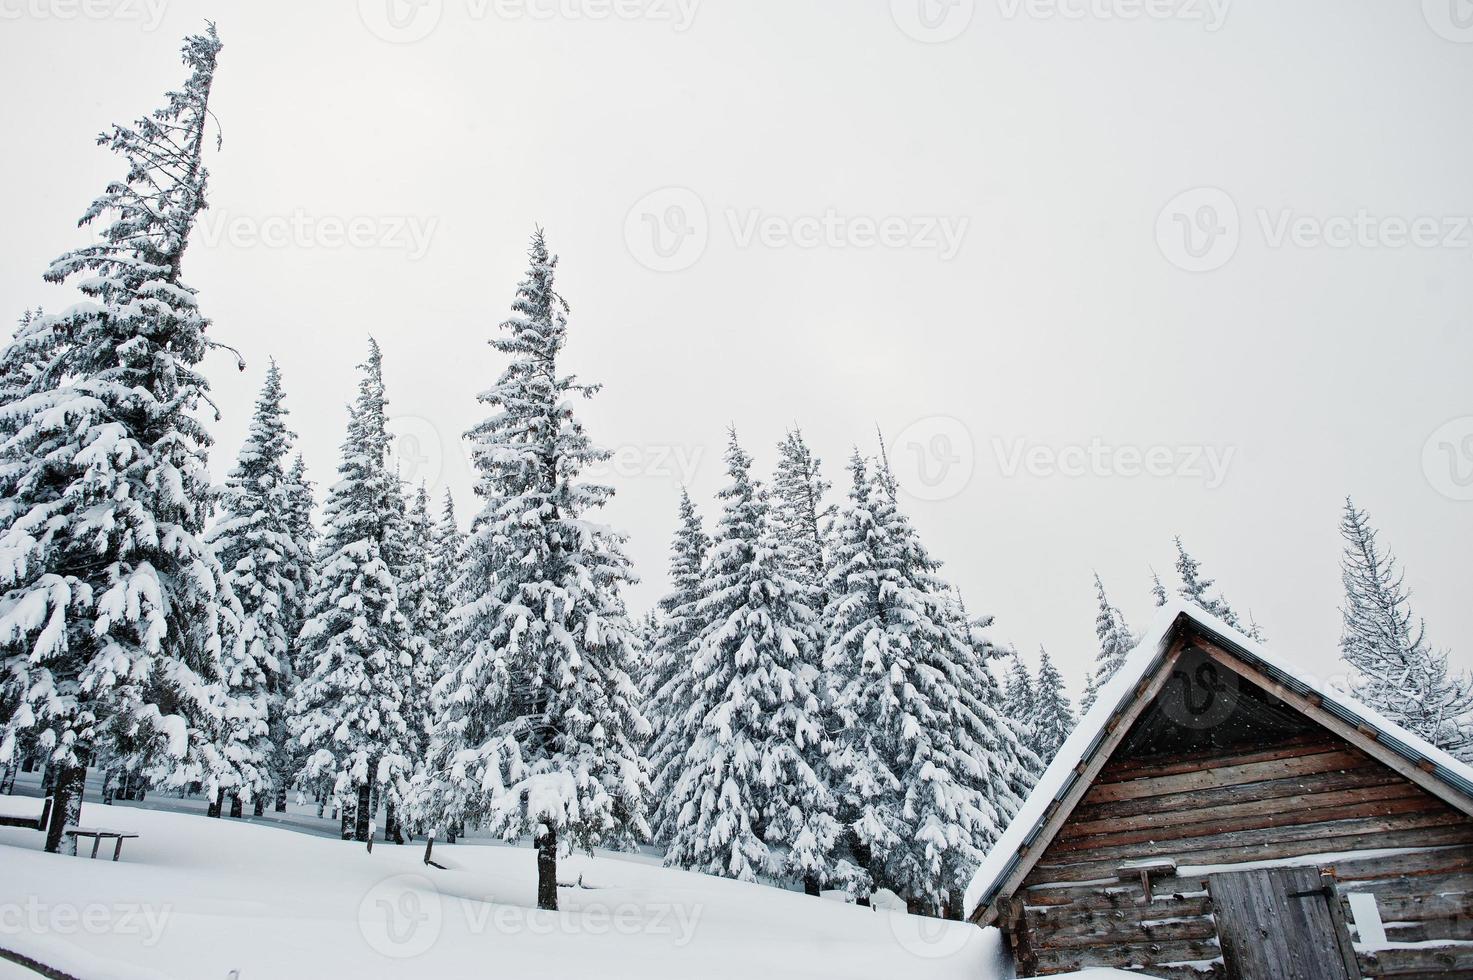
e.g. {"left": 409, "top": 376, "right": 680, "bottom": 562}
{"left": 1008, "top": 732, "right": 1473, "bottom": 978}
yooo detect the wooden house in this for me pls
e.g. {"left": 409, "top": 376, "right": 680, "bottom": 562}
{"left": 965, "top": 602, "right": 1473, "bottom": 979}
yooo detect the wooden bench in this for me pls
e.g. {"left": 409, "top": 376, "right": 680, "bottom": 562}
{"left": 65, "top": 828, "right": 139, "bottom": 861}
{"left": 0, "top": 814, "right": 42, "bottom": 830}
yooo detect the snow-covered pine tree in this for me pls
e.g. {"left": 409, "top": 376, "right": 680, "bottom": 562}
{"left": 665, "top": 430, "right": 835, "bottom": 893}
{"left": 822, "top": 451, "right": 1026, "bottom": 915}
{"left": 0, "top": 310, "right": 51, "bottom": 423}
{"left": 1002, "top": 651, "right": 1035, "bottom": 731}
{"left": 1173, "top": 537, "right": 1264, "bottom": 640}
{"left": 1150, "top": 568, "right": 1169, "bottom": 608}
{"left": 1339, "top": 498, "right": 1472, "bottom": 758}
{"left": 0, "top": 26, "right": 238, "bottom": 854}
{"left": 273, "top": 452, "right": 316, "bottom": 811}
{"left": 393, "top": 484, "right": 440, "bottom": 790}
{"left": 643, "top": 488, "right": 711, "bottom": 843}
{"left": 1031, "top": 648, "right": 1075, "bottom": 767}
{"left": 281, "top": 454, "right": 318, "bottom": 645}
{"left": 772, "top": 427, "right": 834, "bottom": 593}
{"left": 426, "top": 486, "right": 462, "bottom": 657}
{"left": 932, "top": 600, "right": 1034, "bottom": 916}
{"left": 1082, "top": 573, "right": 1135, "bottom": 714}
{"left": 417, "top": 232, "right": 648, "bottom": 910}
{"left": 288, "top": 339, "right": 414, "bottom": 842}
{"left": 206, "top": 361, "right": 300, "bottom": 818}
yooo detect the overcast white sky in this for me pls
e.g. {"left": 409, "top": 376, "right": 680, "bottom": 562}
{"left": 3, "top": 0, "right": 1471, "bottom": 696}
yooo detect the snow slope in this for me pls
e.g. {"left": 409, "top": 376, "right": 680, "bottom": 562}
{"left": 0, "top": 797, "right": 1020, "bottom": 980}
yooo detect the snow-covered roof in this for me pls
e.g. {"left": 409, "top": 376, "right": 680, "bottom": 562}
{"left": 964, "top": 599, "right": 1473, "bottom": 925}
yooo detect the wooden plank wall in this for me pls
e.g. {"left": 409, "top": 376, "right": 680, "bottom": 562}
{"left": 1008, "top": 732, "right": 1473, "bottom": 978}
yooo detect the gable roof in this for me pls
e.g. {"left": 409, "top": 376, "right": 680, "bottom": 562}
{"left": 965, "top": 599, "right": 1473, "bottom": 925}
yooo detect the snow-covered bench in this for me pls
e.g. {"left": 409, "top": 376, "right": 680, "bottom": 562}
{"left": 65, "top": 828, "right": 139, "bottom": 861}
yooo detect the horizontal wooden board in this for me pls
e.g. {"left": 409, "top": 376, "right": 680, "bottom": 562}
{"left": 1098, "top": 734, "right": 1341, "bottom": 782}
{"left": 1326, "top": 845, "right": 1473, "bottom": 883}
{"left": 1359, "top": 945, "right": 1473, "bottom": 974}
{"left": 1033, "top": 914, "right": 1219, "bottom": 950}
{"left": 1033, "top": 938, "right": 1222, "bottom": 973}
{"left": 1028, "top": 895, "right": 1212, "bottom": 927}
{"left": 1054, "top": 787, "right": 1438, "bottom": 852}
{"left": 1026, "top": 822, "right": 1473, "bottom": 885}
{"left": 1062, "top": 779, "right": 1425, "bottom": 841}
{"left": 1082, "top": 750, "right": 1369, "bottom": 804}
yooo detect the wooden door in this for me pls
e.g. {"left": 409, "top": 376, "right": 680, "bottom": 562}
{"left": 1208, "top": 867, "right": 1358, "bottom": 980}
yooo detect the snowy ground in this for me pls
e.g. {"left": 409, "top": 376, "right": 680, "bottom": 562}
{"left": 0, "top": 780, "right": 1028, "bottom": 980}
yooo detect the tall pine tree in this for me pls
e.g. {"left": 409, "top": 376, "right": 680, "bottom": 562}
{"left": 1031, "top": 648, "right": 1075, "bottom": 767}
{"left": 417, "top": 232, "right": 648, "bottom": 910}
{"left": 644, "top": 488, "right": 710, "bottom": 843}
{"left": 1082, "top": 573, "right": 1134, "bottom": 714}
{"left": 1339, "top": 499, "right": 1472, "bottom": 758}
{"left": 771, "top": 428, "right": 833, "bottom": 592}
{"left": 1002, "top": 651, "right": 1035, "bottom": 731}
{"left": 288, "top": 339, "right": 414, "bottom": 842}
{"left": 665, "top": 430, "right": 835, "bottom": 892}
{"left": 0, "top": 27, "right": 237, "bottom": 854}
{"left": 822, "top": 452, "right": 1026, "bottom": 915}
{"left": 207, "top": 361, "right": 300, "bottom": 818}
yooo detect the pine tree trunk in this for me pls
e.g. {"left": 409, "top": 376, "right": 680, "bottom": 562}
{"left": 0, "top": 756, "right": 15, "bottom": 794}
{"left": 207, "top": 788, "right": 224, "bottom": 818}
{"left": 852, "top": 835, "right": 873, "bottom": 907}
{"left": 385, "top": 800, "right": 404, "bottom": 844}
{"left": 340, "top": 802, "right": 353, "bottom": 840}
{"left": 253, "top": 794, "right": 265, "bottom": 817}
{"left": 536, "top": 826, "right": 558, "bottom": 911}
{"left": 355, "top": 782, "right": 372, "bottom": 842}
{"left": 804, "top": 875, "right": 821, "bottom": 896}
{"left": 229, "top": 793, "right": 243, "bottom": 818}
{"left": 101, "top": 767, "right": 117, "bottom": 806}
{"left": 275, "top": 783, "right": 288, "bottom": 813}
{"left": 44, "top": 765, "right": 85, "bottom": 855}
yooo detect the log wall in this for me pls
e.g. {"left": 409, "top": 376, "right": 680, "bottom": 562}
{"left": 1005, "top": 732, "right": 1473, "bottom": 978}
